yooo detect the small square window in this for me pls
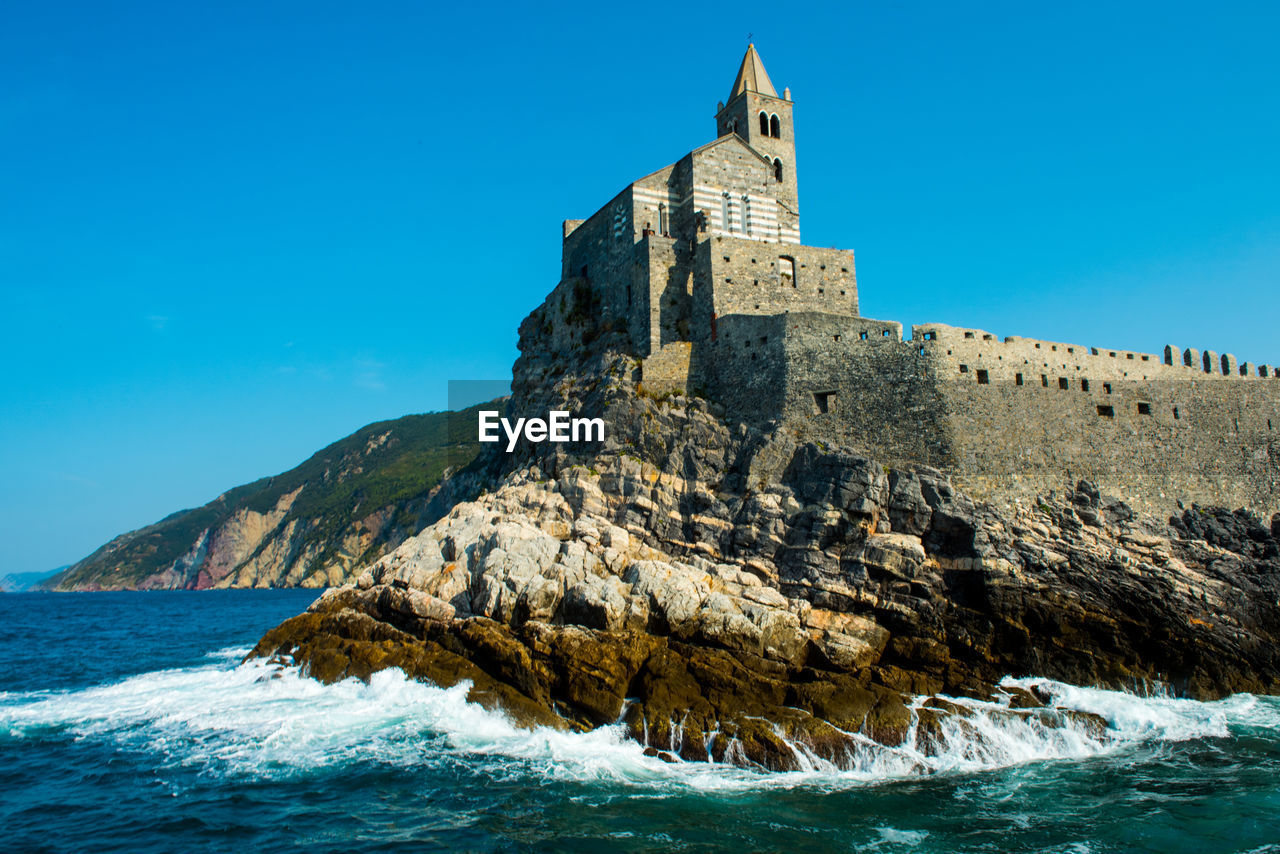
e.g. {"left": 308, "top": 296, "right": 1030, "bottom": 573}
{"left": 1015, "top": 373, "right": 1024, "bottom": 385}
{"left": 1137, "top": 402, "right": 1151, "bottom": 415}
{"left": 959, "top": 364, "right": 969, "bottom": 373}
{"left": 1097, "top": 405, "right": 1115, "bottom": 417}
{"left": 1059, "top": 377, "right": 1069, "bottom": 390}
{"left": 1081, "top": 379, "right": 1090, "bottom": 391}
{"left": 859, "top": 331, "right": 868, "bottom": 340}
{"left": 1104, "top": 383, "right": 1112, "bottom": 394}
{"left": 976, "top": 369, "right": 989, "bottom": 384}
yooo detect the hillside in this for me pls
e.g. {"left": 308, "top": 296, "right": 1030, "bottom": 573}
{"left": 45, "top": 401, "right": 500, "bottom": 591}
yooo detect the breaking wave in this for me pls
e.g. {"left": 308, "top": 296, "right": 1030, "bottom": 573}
{"left": 0, "top": 651, "right": 1273, "bottom": 791}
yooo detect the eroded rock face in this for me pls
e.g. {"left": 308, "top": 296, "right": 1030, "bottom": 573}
{"left": 250, "top": 354, "right": 1280, "bottom": 770}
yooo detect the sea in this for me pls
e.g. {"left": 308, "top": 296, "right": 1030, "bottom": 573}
{"left": 1, "top": 591, "right": 1279, "bottom": 853}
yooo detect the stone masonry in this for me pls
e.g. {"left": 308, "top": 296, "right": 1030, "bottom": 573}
{"left": 528, "top": 45, "right": 1280, "bottom": 516}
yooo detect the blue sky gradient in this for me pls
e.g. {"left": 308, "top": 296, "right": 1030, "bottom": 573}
{"left": 2, "top": 1, "right": 1278, "bottom": 575}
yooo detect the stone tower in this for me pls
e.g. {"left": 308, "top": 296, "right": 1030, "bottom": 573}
{"left": 715, "top": 45, "right": 800, "bottom": 241}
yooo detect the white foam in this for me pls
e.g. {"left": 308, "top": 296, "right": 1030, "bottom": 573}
{"left": 0, "top": 658, "right": 1275, "bottom": 790}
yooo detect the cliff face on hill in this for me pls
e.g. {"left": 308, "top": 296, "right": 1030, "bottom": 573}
{"left": 251, "top": 335, "right": 1280, "bottom": 770}
{"left": 46, "top": 406, "right": 493, "bottom": 591}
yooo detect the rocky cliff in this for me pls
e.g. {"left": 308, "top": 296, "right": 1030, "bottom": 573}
{"left": 251, "top": 339, "right": 1280, "bottom": 770}
{"left": 47, "top": 405, "right": 494, "bottom": 591}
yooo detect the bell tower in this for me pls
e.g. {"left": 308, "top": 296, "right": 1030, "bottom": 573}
{"left": 715, "top": 45, "right": 799, "bottom": 237}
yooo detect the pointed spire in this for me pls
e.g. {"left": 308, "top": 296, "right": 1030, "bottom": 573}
{"left": 727, "top": 44, "right": 777, "bottom": 101}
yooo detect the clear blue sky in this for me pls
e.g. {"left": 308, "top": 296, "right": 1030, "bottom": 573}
{"left": 2, "top": 1, "right": 1278, "bottom": 576}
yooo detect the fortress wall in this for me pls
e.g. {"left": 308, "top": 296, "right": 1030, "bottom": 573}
{"left": 772, "top": 314, "right": 954, "bottom": 469}
{"left": 705, "top": 313, "right": 953, "bottom": 469}
{"left": 705, "top": 236, "right": 857, "bottom": 320}
{"left": 702, "top": 313, "right": 790, "bottom": 419}
{"left": 911, "top": 324, "right": 1280, "bottom": 512}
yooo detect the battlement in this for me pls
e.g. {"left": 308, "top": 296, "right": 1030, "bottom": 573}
{"left": 910, "top": 324, "right": 1278, "bottom": 386}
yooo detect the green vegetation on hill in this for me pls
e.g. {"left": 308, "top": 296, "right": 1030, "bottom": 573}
{"left": 46, "top": 400, "right": 501, "bottom": 590}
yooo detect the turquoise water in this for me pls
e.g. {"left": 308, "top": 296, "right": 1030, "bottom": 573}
{"left": 2, "top": 591, "right": 1279, "bottom": 853}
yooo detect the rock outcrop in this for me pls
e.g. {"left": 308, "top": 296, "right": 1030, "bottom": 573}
{"left": 251, "top": 349, "right": 1280, "bottom": 770}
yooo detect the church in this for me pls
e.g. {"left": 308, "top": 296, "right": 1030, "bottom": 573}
{"left": 558, "top": 45, "right": 858, "bottom": 375}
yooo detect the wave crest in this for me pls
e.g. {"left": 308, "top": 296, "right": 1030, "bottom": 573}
{"left": 0, "top": 656, "right": 1271, "bottom": 789}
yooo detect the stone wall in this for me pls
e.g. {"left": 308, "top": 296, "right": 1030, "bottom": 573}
{"left": 704, "top": 236, "right": 857, "bottom": 320}
{"left": 709, "top": 313, "right": 951, "bottom": 470}
{"left": 709, "top": 318, "right": 1280, "bottom": 514}
{"left": 914, "top": 324, "right": 1280, "bottom": 512}
{"left": 640, "top": 342, "right": 693, "bottom": 395}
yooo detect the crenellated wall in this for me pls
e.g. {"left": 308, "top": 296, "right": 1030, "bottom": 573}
{"left": 704, "top": 320, "right": 1280, "bottom": 514}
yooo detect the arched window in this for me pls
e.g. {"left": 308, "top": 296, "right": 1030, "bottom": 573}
{"left": 773, "top": 158, "right": 783, "bottom": 182}
{"left": 769, "top": 114, "right": 780, "bottom": 138}
{"left": 759, "top": 111, "right": 769, "bottom": 135}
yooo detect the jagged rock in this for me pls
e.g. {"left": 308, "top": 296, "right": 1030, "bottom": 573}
{"left": 249, "top": 352, "right": 1280, "bottom": 772}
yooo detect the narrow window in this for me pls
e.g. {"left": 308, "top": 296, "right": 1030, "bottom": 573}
{"left": 779, "top": 255, "right": 795, "bottom": 285}
{"left": 1137, "top": 403, "right": 1151, "bottom": 415}
{"left": 813, "top": 390, "right": 835, "bottom": 413}
{"left": 1041, "top": 375, "right": 1049, "bottom": 387}
{"left": 759, "top": 112, "right": 770, "bottom": 135}
{"left": 883, "top": 330, "right": 891, "bottom": 337}
{"left": 1103, "top": 383, "right": 1112, "bottom": 394}
{"left": 1173, "top": 407, "right": 1180, "bottom": 420}
{"left": 773, "top": 158, "right": 783, "bottom": 182}
{"left": 1059, "top": 377, "right": 1069, "bottom": 390}
{"left": 1015, "top": 373, "right": 1024, "bottom": 385}
{"left": 1097, "top": 405, "right": 1115, "bottom": 417}
{"left": 860, "top": 331, "right": 868, "bottom": 340}
{"left": 976, "top": 369, "right": 989, "bottom": 384}
{"left": 721, "top": 193, "right": 731, "bottom": 234}
{"left": 658, "top": 203, "right": 668, "bottom": 236}
{"left": 769, "top": 114, "right": 781, "bottom": 138}
{"left": 1081, "top": 379, "right": 1090, "bottom": 391}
